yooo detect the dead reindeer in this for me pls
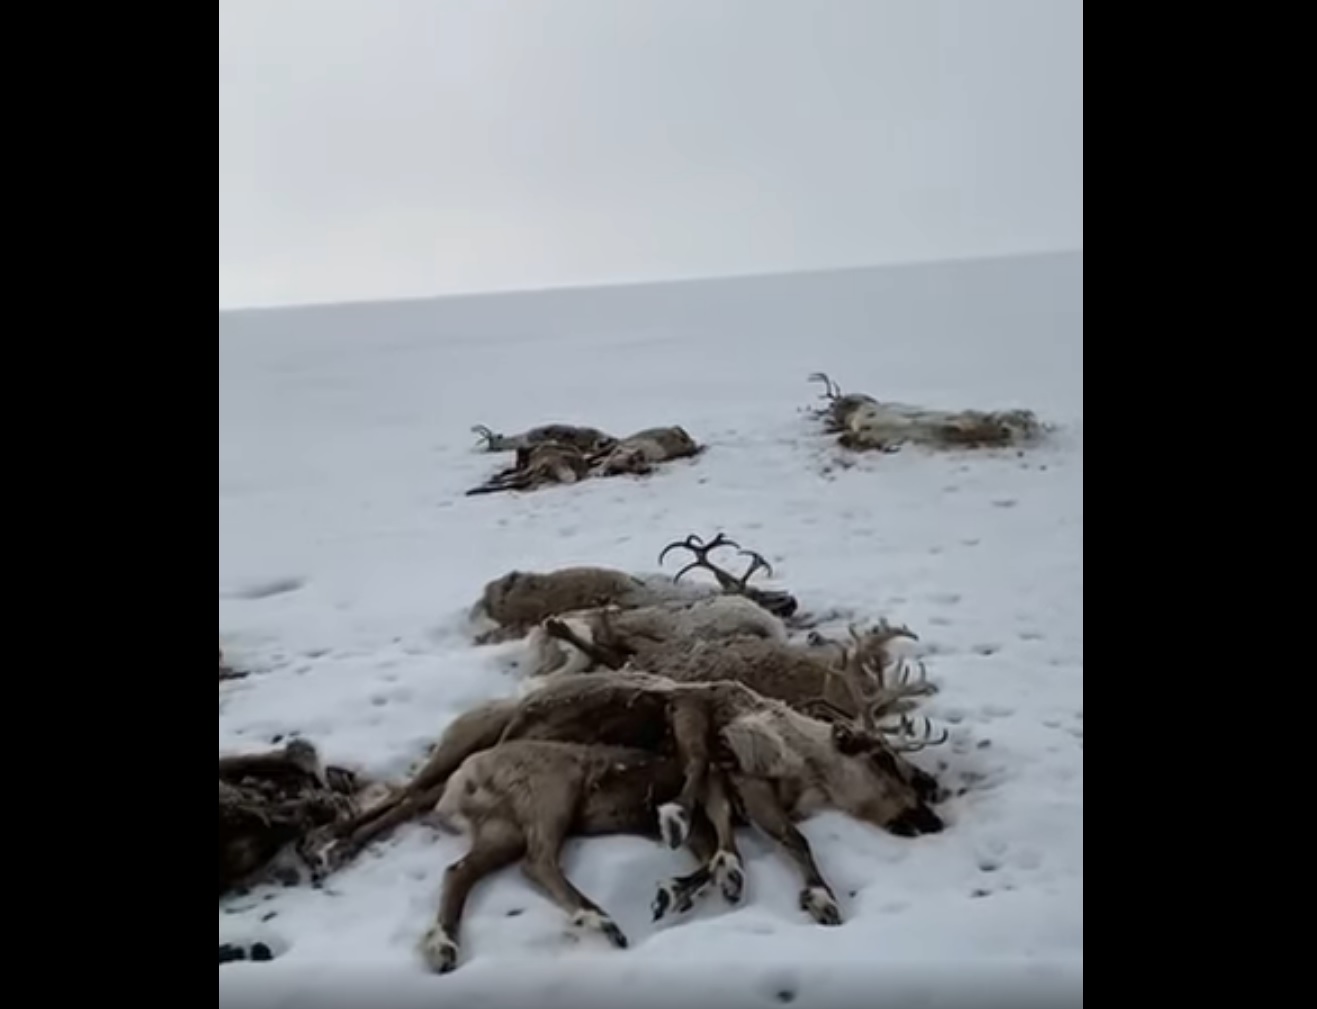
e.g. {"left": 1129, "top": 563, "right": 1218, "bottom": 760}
{"left": 836, "top": 402, "right": 1045, "bottom": 452}
{"left": 405, "top": 673, "right": 949, "bottom": 971}
{"left": 311, "top": 673, "right": 727, "bottom": 873}
{"left": 466, "top": 533, "right": 799, "bottom": 644}
{"left": 525, "top": 593, "right": 787, "bottom": 680}
{"left": 470, "top": 423, "right": 618, "bottom": 456}
{"left": 467, "top": 566, "right": 718, "bottom": 645}
{"left": 807, "top": 372, "right": 881, "bottom": 434}
{"left": 417, "top": 740, "right": 745, "bottom": 973}
{"left": 807, "top": 371, "right": 1045, "bottom": 452}
{"left": 587, "top": 425, "right": 704, "bottom": 477}
{"left": 538, "top": 612, "right": 936, "bottom": 743}
{"left": 315, "top": 672, "right": 946, "bottom": 905}
{"left": 218, "top": 738, "right": 379, "bottom": 897}
{"left": 465, "top": 441, "right": 593, "bottom": 496}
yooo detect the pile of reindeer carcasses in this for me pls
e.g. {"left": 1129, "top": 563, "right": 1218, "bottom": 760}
{"left": 265, "top": 531, "right": 954, "bottom": 975}
{"left": 219, "top": 372, "right": 1048, "bottom": 970}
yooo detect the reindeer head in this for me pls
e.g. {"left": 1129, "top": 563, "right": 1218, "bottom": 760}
{"left": 829, "top": 714, "right": 949, "bottom": 835}
{"left": 661, "top": 425, "right": 701, "bottom": 456}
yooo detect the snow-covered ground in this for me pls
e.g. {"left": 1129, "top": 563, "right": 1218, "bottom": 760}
{"left": 218, "top": 252, "right": 1083, "bottom": 1009}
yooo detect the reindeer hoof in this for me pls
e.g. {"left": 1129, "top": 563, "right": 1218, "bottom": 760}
{"left": 419, "top": 928, "right": 460, "bottom": 974}
{"left": 651, "top": 885, "right": 673, "bottom": 921}
{"left": 711, "top": 851, "right": 745, "bottom": 904}
{"left": 571, "top": 909, "right": 628, "bottom": 949}
{"left": 658, "top": 803, "right": 690, "bottom": 849}
{"left": 799, "top": 886, "right": 843, "bottom": 926}
{"left": 652, "top": 879, "right": 700, "bottom": 921}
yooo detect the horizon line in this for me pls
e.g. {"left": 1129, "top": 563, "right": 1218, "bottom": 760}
{"left": 218, "top": 246, "right": 1083, "bottom": 317}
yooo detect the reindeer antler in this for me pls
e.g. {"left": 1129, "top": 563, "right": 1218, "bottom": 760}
{"left": 880, "top": 714, "right": 949, "bottom": 753}
{"left": 471, "top": 424, "right": 500, "bottom": 448}
{"left": 658, "top": 533, "right": 799, "bottom": 619}
{"left": 863, "top": 655, "right": 939, "bottom": 719}
{"left": 808, "top": 372, "right": 842, "bottom": 401}
{"left": 659, "top": 533, "right": 745, "bottom": 590}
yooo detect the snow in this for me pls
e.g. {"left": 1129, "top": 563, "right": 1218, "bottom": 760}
{"left": 218, "top": 251, "right": 1083, "bottom": 1008}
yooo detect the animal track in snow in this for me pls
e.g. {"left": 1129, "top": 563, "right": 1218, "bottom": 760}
{"left": 223, "top": 576, "right": 306, "bottom": 600}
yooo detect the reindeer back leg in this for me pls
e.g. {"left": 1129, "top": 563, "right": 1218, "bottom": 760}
{"left": 315, "top": 701, "right": 517, "bottom": 872}
{"left": 516, "top": 775, "right": 630, "bottom": 950}
{"left": 418, "top": 819, "right": 526, "bottom": 974}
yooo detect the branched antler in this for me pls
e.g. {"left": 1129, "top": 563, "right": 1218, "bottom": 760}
{"left": 658, "top": 533, "right": 799, "bottom": 619}
{"left": 471, "top": 425, "right": 499, "bottom": 450}
{"left": 659, "top": 533, "right": 748, "bottom": 590}
{"left": 880, "top": 714, "right": 949, "bottom": 753}
{"left": 808, "top": 372, "right": 843, "bottom": 402}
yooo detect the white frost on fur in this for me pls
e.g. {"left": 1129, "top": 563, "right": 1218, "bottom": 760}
{"left": 524, "top": 613, "right": 599, "bottom": 679}
{"left": 657, "top": 802, "right": 690, "bottom": 847}
{"left": 845, "top": 400, "right": 1042, "bottom": 448}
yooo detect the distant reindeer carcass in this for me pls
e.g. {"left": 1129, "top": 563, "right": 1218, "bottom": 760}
{"left": 807, "top": 371, "right": 1045, "bottom": 452}
{"left": 588, "top": 425, "right": 704, "bottom": 477}
{"left": 465, "top": 423, "right": 703, "bottom": 495}
{"left": 409, "top": 672, "right": 948, "bottom": 972}
{"left": 465, "top": 441, "right": 595, "bottom": 496}
{"left": 471, "top": 423, "right": 618, "bottom": 456}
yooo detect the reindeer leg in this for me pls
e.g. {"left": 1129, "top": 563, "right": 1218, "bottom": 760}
{"left": 519, "top": 793, "right": 629, "bottom": 949}
{"left": 703, "top": 768, "right": 745, "bottom": 903}
{"left": 542, "top": 619, "right": 628, "bottom": 670}
{"left": 418, "top": 821, "right": 526, "bottom": 974}
{"left": 465, "top": 472, "right": 529, "bottom": 496}
{"left": 651, "top": 769, "right": 744, "bottom": 920}
{"left": 316, "top": 779, "right": 450, "bottom": 873}
{"left": 317, "top": 704, "right": 515, "bottom": 870}
{"left": 657, "top": 698, "right": 713, "bottom": 849}
{"left": 731, "top": 775, "right": 843, "bottom": 926}
{"left": 651, "top": 809, "right": 717, "bottom": 920}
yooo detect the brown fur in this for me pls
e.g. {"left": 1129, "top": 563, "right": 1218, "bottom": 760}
{"left": 466, "top": 425, "right": 704, "bottom": 496}
{"left": 590, "top": 425, "right": 703, "bottom": 476}
{"left": 418, "top": 740, "right": 704, "bottom": 972}
{"left": 466, "top": 442, "right": 594, "bottom": 496}
{"left": 315, "top": 673, "right": 943, "bottom": 887}
{"left": 467, "top": 527, "right": 802, "bottom": 644}
{"left": 468, "top": 566, "right": 706, "bottom": 643}
{"left": 471, "top": 423, "right": 618, "bottom": 455}
{"left": 544, "top": 613, "right": 932, "bottom": 736}
{"left": 525, "top": 594, "right": 786, "bottom": 678}
{"left": 411, "top": 673, "right": 948, "bottom": 971}
{"left": 218, "top": 740, "right": 369, "bottom": 896}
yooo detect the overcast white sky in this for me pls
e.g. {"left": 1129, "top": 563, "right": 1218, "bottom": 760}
{"left": 219, "top": 0, "right": 1083, "bottom": 309}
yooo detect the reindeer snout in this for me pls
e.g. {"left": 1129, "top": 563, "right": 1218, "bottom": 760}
{"left": 888, "top": 803, "right": 945, "bottom": 837}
